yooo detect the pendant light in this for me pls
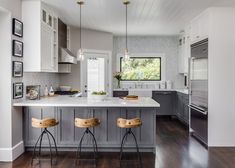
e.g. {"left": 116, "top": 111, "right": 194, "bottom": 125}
{"left": 77, "top": 0, "right": 84, "bottom": 61}
{"left": 123, "top": 0, "right": 130, "bottom": 61}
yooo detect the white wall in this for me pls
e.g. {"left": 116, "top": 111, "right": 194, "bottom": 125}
{"left": 0, "top": 0, "right": 24, "bottom": 161}
{"left": 208, "top": 7, "right": 235, "bottom": 146}
{"left": 0, "top": 0, "right": 60, "bottom": 161}
{"left": 59, "top": 27, "right": 113, "bottom": 89}
{"left": 0, "top": 8, "right": 12, "bottom": 149}
{"left": 113, "top": 36, "right": 184, "bottom": 89}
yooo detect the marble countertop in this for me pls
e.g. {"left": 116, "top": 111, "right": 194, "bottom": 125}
{"left": 113, "top": 88, "right": 189, "bottom": 95}
{"left": 13, "top": 96, "right": 160, "bottom": 108}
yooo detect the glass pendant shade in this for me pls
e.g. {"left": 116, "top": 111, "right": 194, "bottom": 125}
{"left": 123, "top": 48, "right": 130, "bottom": 61}
{"left": 77, "top": 0, "right": 84, "bottom": 61}
{"left": 77, "top": 49, "right": 84, "bottom": 61}
{"left": 123, "top": 0, "right": 130, "bottom": 62}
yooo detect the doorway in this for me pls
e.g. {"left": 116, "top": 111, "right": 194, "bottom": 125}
{"left": 80, "top": 50, "right": 112, "bottom": 97}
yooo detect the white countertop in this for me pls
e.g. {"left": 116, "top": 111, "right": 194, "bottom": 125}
{"left": 13, "top": 96, "right": 160, "bottom": 108}
{"left": 113, "top": 88, "right": 189, "bottom": 95}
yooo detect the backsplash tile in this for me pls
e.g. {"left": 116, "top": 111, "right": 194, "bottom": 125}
{"left": 113, "top": 36, "right": 184, "bottom": 89}
{"left": 23, "top": 72, "right": 60, "bottom": 97}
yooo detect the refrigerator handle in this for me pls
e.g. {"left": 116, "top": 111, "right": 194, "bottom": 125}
{"left": 188, "top": 105, "right": 208, "bottom": 115}
{"left": 188, "top": 57, "right": 193, "bottom": 95}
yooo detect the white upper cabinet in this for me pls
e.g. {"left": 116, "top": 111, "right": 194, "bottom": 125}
{"left": 190, "top": 10, "right": 209, "bottom": 44}
{"left": 22, "top": 1, "right": 58, "bottom": 72}
{"left": 178, "top": 10, "right": 210, "bottom": 74}
{"left": 178, "top": 25, "right": 191, "bottom": 74}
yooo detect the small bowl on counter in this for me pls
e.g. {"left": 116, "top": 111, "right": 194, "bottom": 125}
{"left": 59, "top": 86, "right": 72, "bottom": 92}
{"left": 89, "top": 91, "right": 107, "bottom": 101}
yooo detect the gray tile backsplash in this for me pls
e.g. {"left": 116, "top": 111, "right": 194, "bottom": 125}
{"left": 112, "top": 36, "right": 184, "bottom": 89}
{"left": 23, "top": 72, "right": 60, "bottom": 96}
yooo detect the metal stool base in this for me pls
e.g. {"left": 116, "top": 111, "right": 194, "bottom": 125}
{"left": 31, "top": 128, "right": 58, "bottom": 166}
{"left": 75, "top": 128, "right": 98, "bottom": 167}
{"left": 120, "top": 128, "right": 142, "bottom": 168}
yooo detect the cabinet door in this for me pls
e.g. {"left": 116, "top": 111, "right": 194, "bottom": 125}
{"left": 152, "top": 91, "right": 174, "bottom": 116}
{"left": 41, "top": 24, "right": 55, "bottom": 72}
{"left": 184, "top": 26, "right": 191, "bottom": 73}
{"left": 178, "top": 35, "right": 184, "bottom": 73}
{"left": 177, "top": 93, "right": 189, "bottom": 125}
{"left": 199, "top": 11, "right": 209, "bottom": 40}
{"left": 177, "top": 93, "right": 184, "bottom": 120}
{"left": 183, "top": 95, "right": 189, "bottom": 124}
{"left": 190, "top": 18, "right": 200, "bottom": 43}
{"left": 190, "top": 11, "right": 209, "bottom": 44}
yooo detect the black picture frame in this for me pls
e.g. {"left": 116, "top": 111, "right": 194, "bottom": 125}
{"left": 13, "top": 83, "right": 23, "bottom": 99}
{"left": 12, "top": 61, "right": 23, "bottom": 77}
{"left": 12, "top": 18, "right": 23, "bottom": 37}
{"left": 12, "top": 40, "right": 23, "bottom": 57}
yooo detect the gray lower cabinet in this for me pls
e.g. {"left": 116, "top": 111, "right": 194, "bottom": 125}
{"left": 176, "top": 92, "right": 189, "bottom": 125}
{"left": 23, "top": 107, "right": 157, "bottom": 152}
{"left": 152, "top": 91, "right": 175, "bottom": 116}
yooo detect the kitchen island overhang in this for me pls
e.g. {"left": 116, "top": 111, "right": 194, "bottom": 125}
{"left": 14, "top": 96, "right": 160, "bottom": 152}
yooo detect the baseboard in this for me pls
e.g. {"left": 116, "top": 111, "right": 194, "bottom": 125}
{"left": 0, "top": 141, "right": 24, "bottom": 162}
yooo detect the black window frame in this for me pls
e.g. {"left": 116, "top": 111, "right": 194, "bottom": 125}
{"left": 120, "top": 57, "right": 162, "bottom": 81}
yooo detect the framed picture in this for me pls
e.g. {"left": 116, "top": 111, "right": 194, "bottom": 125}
{"left": 12, "top": 40, "right": 23, "bottom": 57}
{"left": 12, "top": 61, "right": 23, "bottom": 77}
{"left": 12, "top": 18, "right": 23, "bottom": 37}
{"left": 26, "top": 85, "right": 41, "bottom": 100}
{"left": 13, "top": 83, "right": 23, "bottom": 99}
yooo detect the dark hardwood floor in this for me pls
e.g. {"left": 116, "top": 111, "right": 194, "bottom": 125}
{"left": 155, "top": 118, "right": 235, "bottom": 168}
{"left": 1, "top": 118, "right": 235, "bottom": 168}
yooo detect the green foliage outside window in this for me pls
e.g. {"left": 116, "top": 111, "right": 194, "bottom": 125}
{"left": 120, "top": 57, "right": 161, "bottom": 81}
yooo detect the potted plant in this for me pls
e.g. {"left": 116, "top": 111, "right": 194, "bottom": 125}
{"left": 114, "top": 72, "right": 122, "bottom": 88}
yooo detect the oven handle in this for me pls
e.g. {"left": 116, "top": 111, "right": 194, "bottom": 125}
{"left": 188, "top": 104, "right": 208, "bottom": 115}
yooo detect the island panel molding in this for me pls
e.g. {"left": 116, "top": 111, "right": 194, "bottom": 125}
{"left": 23, "top": 106, "right": 157, "bottom": 152}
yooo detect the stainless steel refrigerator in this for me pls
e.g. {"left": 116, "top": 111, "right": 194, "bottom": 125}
{"left": 189, "top": 39, "right": 208, "bottom": 146}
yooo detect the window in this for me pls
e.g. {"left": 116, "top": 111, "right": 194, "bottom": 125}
{"left": 120, "top": 57, "right": 161, "bottom": 81}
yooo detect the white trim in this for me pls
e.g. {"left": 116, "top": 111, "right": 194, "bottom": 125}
{"left": 0, "top": 141, "right": 24, "bottom": 162}
{"left": 116, "top": 53, "right": 166, "bottom": 82}
{"left": 80, "top": 49, "right": 113, "bottom": 96}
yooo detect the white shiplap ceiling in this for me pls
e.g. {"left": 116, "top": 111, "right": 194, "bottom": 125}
{"left": 43, "top": 0, "right": 235, "bottom": 35}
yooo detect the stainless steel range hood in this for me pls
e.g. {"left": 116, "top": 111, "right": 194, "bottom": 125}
{"left": 59, "top": 48, "right": 77, "bottom": 64}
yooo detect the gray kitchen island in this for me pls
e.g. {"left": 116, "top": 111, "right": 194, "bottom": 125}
{"left": 14, "top": 96, "right": 160, "bottom": 152}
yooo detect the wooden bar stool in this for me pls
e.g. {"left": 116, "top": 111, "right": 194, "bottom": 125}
{"left": 117, "top": 118, "right": 143, "bottom": 168}
{"left": 75, "top": 117, "right": 100, "bottom": 166}
{"left": 31, "top": 118, "right": 59, "bottom": 165}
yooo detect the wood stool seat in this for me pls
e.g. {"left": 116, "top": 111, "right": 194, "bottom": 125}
{"left": 32, "top": 118, "right": 59, "bottom": 128}
{"left": 75, "top": 118, "right": 100, "bottom": 128}
{"left": 117, "top": 118, "right": 142, "bottom": 128}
